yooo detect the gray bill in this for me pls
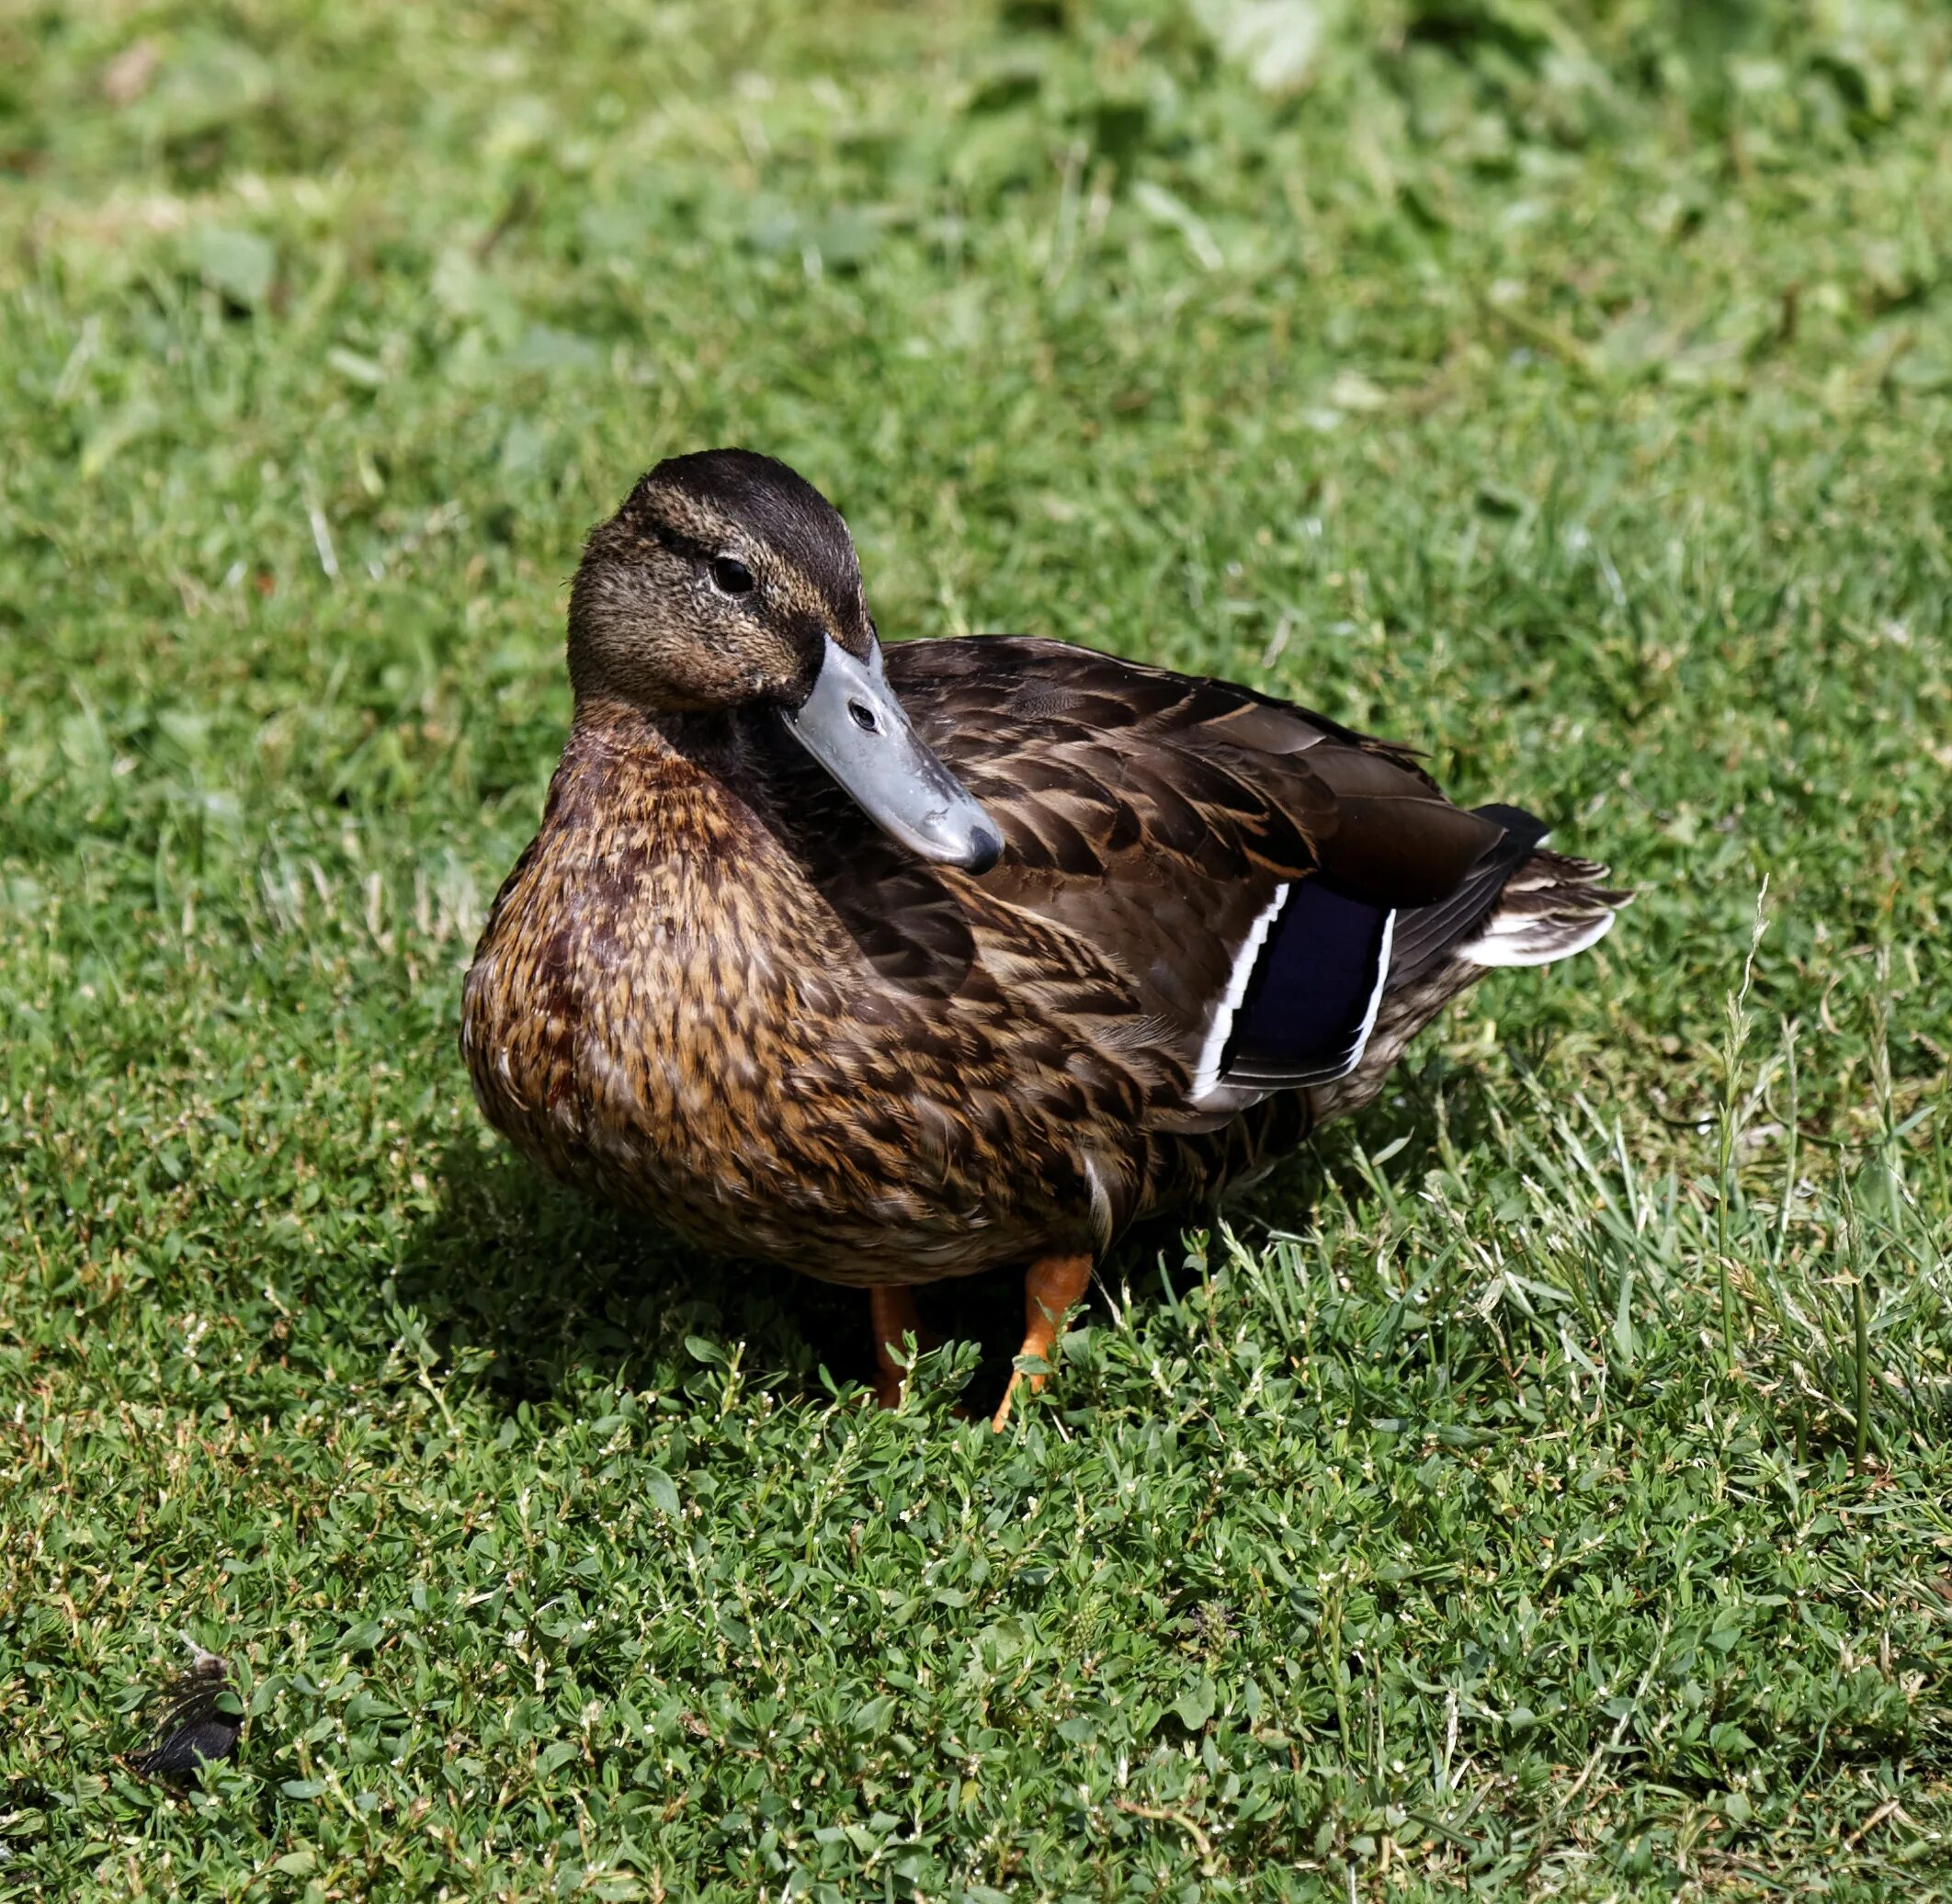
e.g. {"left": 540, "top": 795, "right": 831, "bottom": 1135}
{"left": 782, "top": 635, "right": 1004, "bottom": 873}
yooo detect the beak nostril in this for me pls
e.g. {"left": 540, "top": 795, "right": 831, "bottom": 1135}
{"left": 847, "top": 699, "right": 880, "bottom": 733}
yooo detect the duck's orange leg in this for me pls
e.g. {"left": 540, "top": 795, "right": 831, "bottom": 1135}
{"left": 992, "top": 1252, "right": 1093, "bottom": 1431}
{"left": 868, "top": 1286, "right": 936, "bottom": 1408}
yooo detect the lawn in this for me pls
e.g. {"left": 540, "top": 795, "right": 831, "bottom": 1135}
{"left": 4, "top": 0, "right": 1951, "bottom": 1896}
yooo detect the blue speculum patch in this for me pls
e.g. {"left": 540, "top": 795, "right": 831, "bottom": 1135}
{"left": 1223, "top": 878, "right": 1391, "bottom": 1084}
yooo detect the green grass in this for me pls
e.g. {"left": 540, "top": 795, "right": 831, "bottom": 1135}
{"left": 5, "top": 0, "right": 1952, "bottom": 1896}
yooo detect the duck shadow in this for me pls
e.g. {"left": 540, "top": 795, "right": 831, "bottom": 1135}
{"left": 396, "top": 1057, "right": 1503, "bottom": 1416}
{"left": 392, "top": 1134, "right": 1052, "bottom": 1418}
{"left": 390, "top": 1136, "right": 868, "bottom": 1410}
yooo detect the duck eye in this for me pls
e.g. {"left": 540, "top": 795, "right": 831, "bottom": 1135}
{"left": 709, "top": 556, "right": 755, "bottom": 596}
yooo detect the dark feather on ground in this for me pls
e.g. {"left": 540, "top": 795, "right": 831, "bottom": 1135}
{"left": 129, "top": 1641, "right": 242, "bottom": 1785}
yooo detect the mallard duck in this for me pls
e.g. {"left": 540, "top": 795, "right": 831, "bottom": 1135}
{"left": 462, "top": 449, "right": 1629, "bottom": 1425}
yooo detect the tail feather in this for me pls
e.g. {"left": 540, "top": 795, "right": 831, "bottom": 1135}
{"left": 1306, "top": 829, "right": 1630, "bottom": 1125}
{"left": 1387, "top": 803, "right": 1551, "bottom": 986}
{"left": 1457, "top": 848, "right": 1632, "bottom": 969}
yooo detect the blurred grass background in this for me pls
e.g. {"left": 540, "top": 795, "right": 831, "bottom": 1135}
{"left": 3, "top": 1, "right": 1950, "bottom": 1897}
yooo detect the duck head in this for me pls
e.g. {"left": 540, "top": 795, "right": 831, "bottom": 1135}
{"left": 568, "top": 448, "right": 1003, "bottom": 874}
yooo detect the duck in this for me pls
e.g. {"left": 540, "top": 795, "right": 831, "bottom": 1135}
{"left": 461, "top": 448, "right": 1629, "bottom": 1426}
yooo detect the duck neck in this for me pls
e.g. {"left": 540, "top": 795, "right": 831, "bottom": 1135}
{"left": 568, "top": 694, "right": 787, "bottom": 781}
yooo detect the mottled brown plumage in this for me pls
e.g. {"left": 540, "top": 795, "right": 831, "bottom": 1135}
{"left": 462, "top": 449, "right": 1629, "bottom": 1420}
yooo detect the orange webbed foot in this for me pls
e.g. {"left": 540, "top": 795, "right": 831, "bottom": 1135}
{"left": 992, "top": 1252, "right": 1093, "bottom": 1430}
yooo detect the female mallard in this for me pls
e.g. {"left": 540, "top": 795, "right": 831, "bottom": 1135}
{"left": 462, "top": 449, "right": 1628, "bottom": 1424}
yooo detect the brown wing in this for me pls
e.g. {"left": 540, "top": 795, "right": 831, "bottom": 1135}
{"left": 881, "top": 635, "right": 1508, "bottom": 1100}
